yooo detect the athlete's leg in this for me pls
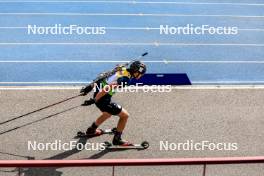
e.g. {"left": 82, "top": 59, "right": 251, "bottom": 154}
{"left": 116, "top": 108, "right": 129, "bottom": 132}
{"left": 86, "top": 112, "right": 111, "bottom": 135}
{"left": 95, "top": 112, "right": 112, "bottom": 126}
{"left": 113, "top": 108, "right": 131, "bottom": 145}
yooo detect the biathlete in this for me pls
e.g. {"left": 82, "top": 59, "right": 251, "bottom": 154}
{"left": 80, "top": 61, "right": 147, "bottom": 146}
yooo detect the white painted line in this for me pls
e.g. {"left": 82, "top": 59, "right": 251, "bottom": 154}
{"left": 239, "top": 28, "right": 264, "bottom": 32}
{"left": 107, "top": 27, "right": 158, "bottom": 30}
{"left": 154, "top": 60, "right": 264, "bottom": 64}
{"left": 1, "top": 85, "right": 264, "bottom": 90}
{"left": 0, "top": 26, "right": 24, "bottom": 29}
{"left": 0, "top": 42, "right": 263, "bottom": 46}
{"left": 0, "top": 27, "right": 264, "bottom": 32}
{"left": 0, "top": 13, "right": 263, "bottom": 18}
{"left": 1, "top": 60, "right": 264, "bottom": 64}
{"left": 144, "top": 60, "right": 264, "bottom": 64}
{"left": 170, "top": 86, "right": 264, "bottom": 89}
{"left": 0, "top": 82, "right": 87, "bottom": 84}
{"left": 192, "top": 81, "right": 264, "bottom": 84}
{"left": 0, "top": 27, "right": 160, "bottom": 31}
{"left": 0, "top": 60, "right": 130, "bottom": 63}
{"left": 0, "top": 86, "right": 81, "bottom": 90}
{"left": 0, "top": 1, "right": 263, "bottom": 6}
{"left": 0, "top": 27, "right": 161, "bottom": 30}
{"left": 1, "top": 81, "right": 264, "bottom": 85}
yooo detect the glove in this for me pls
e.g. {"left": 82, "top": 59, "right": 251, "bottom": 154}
{"left": 80, "top": 84, "right": 94, "bottom": 96}
{"left": 82, "top": 98, "right": 96, "bottom": 106}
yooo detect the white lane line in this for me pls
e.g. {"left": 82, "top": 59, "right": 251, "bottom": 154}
{"left": 1, "top": 85, "right": 264, "bottom": 90}
{"left": 192, "top": 81, "right": 264, "bottom": 84}
{"left": 0, "top": 42, "right": 263, "bottom": 46}
{"left": 1, "top": 81, "right": 264, "bottom": 84}
{"left": 1, "top": 60, "right": 264, "bottom": 64}
{"left": 170, "top": 85, "right": 264, "bottom": 89}
{"left": 239, "top": 28, "right": 264, "bottom": 31}
{"left": 0, "top": 1, "right": 264, "bottom": 6}
{"left": 0, "top": 27, "right": 264, "bottom": 32}
{"left": 0, "top": 82, "right": 86, "bottom": 84}
{"left": 0, "top": 86, "right": 81, "bottom": 90}
{"left": 0, "top": 42, "right": 264, "bottom": 46}
{"left": 0, "top": 13, "right": 263, "bottom": 18}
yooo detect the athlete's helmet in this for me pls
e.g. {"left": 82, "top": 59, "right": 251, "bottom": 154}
{"left": 129, "top": 61, "right": 147, "bottom": 75}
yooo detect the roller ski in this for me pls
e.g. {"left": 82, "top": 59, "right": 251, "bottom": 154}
{"left": 76, "top": 127, "right": 117, "bottom": 138}
{"left": 104, "top": 141, "right": 149, "bottom": 149}
{"left": 104, "top": 133, "right": 149, "bottom": 149}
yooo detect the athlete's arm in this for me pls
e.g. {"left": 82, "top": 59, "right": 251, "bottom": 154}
{"left": 94, "top": 83, "right": 118, "bottom": 102}
{"left": 95, "top": 76, "right": 129, "bottom": 102}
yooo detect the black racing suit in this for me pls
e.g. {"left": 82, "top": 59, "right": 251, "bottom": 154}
{"left": 93, "top": 68, "right": 131, "bottom": 115}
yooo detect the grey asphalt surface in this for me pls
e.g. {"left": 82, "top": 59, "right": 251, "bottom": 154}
{"left": 0, "top": 87, "right": 263, "bottom": 176}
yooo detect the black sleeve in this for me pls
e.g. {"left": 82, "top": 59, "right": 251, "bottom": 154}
{"left": 117, "top": 76, "right": 130, "bottom": 87}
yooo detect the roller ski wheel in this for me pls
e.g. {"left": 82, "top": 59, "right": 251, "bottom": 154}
{"left": 76, "top": 128, "right": 116, "bottom": 138}
{"left": 103, "top": 141, "right": 149, "bottom": 149}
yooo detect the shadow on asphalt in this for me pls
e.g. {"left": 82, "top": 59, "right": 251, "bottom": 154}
{"left": 17, "top": 137, "right": 89, "bottom": 176}
{"left": 9, "top": 138, "right": 145, "bottom": 175}
{"left": 0, "top": 106, "right": 80, "bottom": 136}
{"left": 87, "top": 148, "right": 146, "bottom": 159}
{"left": 1, "top": 105, "right": 145, "bottom": 176}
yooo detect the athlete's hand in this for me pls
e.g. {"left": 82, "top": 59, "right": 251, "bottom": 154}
{"left": 82, "top": 98, "right": 96, "bottom": 106}
{"left": 80, "top": 87, "right": 87, "bottom": 96}
{"left": 80, "top": 84, "right": 94, "bottom": 96}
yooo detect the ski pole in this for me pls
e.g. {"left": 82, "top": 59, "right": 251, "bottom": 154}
{"left": 0, "top": 94, "right": 81, "bottom": 125}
